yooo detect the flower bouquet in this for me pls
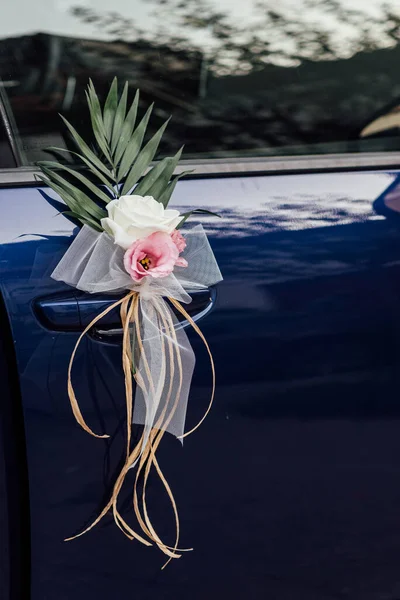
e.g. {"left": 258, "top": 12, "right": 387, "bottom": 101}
{"left": 38, "top": 79, "right": 222, "bottom": 565}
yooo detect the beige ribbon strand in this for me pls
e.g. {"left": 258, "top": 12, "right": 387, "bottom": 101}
{"left": 168, "top": 297, "right": 216, "bottom": 439}
{"left": 66, "top": 290, "right": 153, "bottom": 547}
{"left": 115, "top": 298, "right": 186, "bottom": 559}
{"left": 136, "top": 299, "right": 185, "bottom": 564}
{"left": 120, "top": 293, "right": 138, "bottom": 460}
{"left": 65, "top": 291, "right": 216, "bottom": 564}
{"left": 67, "top": 292, "right": 137, "bottom": 439}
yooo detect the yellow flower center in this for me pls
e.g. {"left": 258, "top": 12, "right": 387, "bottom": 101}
{"left": 139, "top": 257, "right": 151, "bottom": 270}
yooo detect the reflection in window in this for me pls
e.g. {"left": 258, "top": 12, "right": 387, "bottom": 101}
{"left": 1, "top": 0, "right": 400, "bottom": 164}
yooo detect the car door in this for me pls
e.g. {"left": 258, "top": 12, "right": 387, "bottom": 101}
{"left": 5, "top": 150, "right": 400, "bottom": 600}
{"left": 3, "top": 2, "right": 400, "bottom": 599}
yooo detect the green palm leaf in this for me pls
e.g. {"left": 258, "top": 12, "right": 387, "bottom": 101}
{"left": 59, "top": 115, "right": 113, "bottom": 179}
{"left": 37, "top": 174, "right": 104, "bottom": 227}
{"left": 121, "top": 117, "right": 171, "bottom": 195}
{"left": 63, "top": 210, "right": 103, "bottom": 231}
{"left": 87, "top": 81, "right": 108, "bottom": 138}
{"left": 134, "top": 146, "right": 183, "bottom": 199}
{"left": 39, "top": 79, "right": 193, "bottom": 231}
{"left": 117, "top": 103, "right": 154, "bottom": 181}
{"left": 111, "top": 81, "right": 128, "bottom": 154}
{"left": 158, "top": 171, "right": 194, "bottom": 208}
{"left": 114, "top": 90, "right": 139, "bottom": 166}
{"left": 39, "top": 169, "right": 107, "bottom": 223}
{"left": 85, "top": 89, "right": 112, "bottom": 163}
{"left": 103, "top": 76, "right": 118, "bottom": 142}
{"left": 38, "top": 174, "right": 80, "bottom": 215}
{"left": 37, "top": 161, "right": 112, "bottom": 206}
{"left": 46, "top": 147, "right": 115, "bottom": 192}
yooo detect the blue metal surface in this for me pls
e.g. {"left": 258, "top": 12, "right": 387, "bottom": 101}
{"left": 34, "top": 293, "right": 80, "bottom": 331}
{"left": 2, "top": 171, "right": 400, "bottom": 598}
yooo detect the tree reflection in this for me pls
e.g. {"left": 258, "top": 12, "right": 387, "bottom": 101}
{"left": 2, "top": 0, "right": 400, "bottom": 162}
{"left": 71, "top": 0, "right": 400, "bottom": 75}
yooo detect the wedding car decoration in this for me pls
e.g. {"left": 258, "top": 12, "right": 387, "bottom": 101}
{"left": 38, "top": 79, "right": 222, "bottom": 566}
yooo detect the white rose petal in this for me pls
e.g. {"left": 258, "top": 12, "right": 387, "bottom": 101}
{"left": 101, "top": 218, "right": 134, "bottom": 249}
{"left": 100, "top": 194, "right": 183, "bottom": 249}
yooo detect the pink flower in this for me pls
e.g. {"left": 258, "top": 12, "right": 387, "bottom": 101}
{"left": 171, "top": 229, "right": 187, "bottom": 253}
{"left": 170, "top": 229, "right": 188, "bottom": 268}
{"left": 124, "top": 231, "right": 187, "bottom": 282}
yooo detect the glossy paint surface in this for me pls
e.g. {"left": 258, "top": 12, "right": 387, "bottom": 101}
{"left": 2, "top": 171, "right": 400, "bottom": 598}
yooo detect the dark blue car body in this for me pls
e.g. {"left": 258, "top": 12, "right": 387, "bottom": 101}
{"left": 2, "top": 159, "right": 400, "bottom": 598}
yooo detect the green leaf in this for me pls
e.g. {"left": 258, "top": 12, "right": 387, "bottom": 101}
{"left": 44, "top": 146, "right": 74, "bottom": 165}
{"left": 135, "top": 146, "right": 183, "bottom": 199}
{"left": 40, "top": 171, "right": 104, "bottom": 225}
{"left": 85, "top": 89, "right": 112, "bottom": 163}
{"left": 158, "top": 170, "right": 193, "bottom": 207}
{"left": 46, "top": 147, "right": 116, "bottom": 192}
{"left": 103, "top": 77, "right": 118, "bottom": 142}
{"left": 59, "top": 115, "right": 114, "bottom": 179}
{"left": 37, "top": 174, "right": 79, "bottom": 214}
{"left": 63, "top": 210, "right": 103, "bottom": 231}
{"left": 176, "top": 209, "right": 221, "bottom": 229}
{"left": 121, "top": 117, "right": 171, "bottom": 196}
{"left": 38, "top": 174, "right": 100, "bottom": 227}
{"left": 87, "top": 81, "right": 107, "bottom": 138}
{"left": 38, "top": 161, "right": 112, "bottom": 207}
{"left": 38, "top": 172, "right": 82, "bottom": 215}
{"left": 117, "top": 103, "right": 154, "bottom": 181}
{"left": 114, "top": 90, "right": 139, "bottom": 166}
{"left": 111, "top": 81, "right": 128, "bottom": 155}
{"left": 38, "top": 166, "right": 107, "bottom": 221}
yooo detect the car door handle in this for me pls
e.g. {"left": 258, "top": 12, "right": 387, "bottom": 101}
{"left": 34, "top": 288, "right": 216, "bottom": 333}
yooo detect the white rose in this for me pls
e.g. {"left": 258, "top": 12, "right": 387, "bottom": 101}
{"left": 101, "top": 194, "right": 183, "bottom": 249}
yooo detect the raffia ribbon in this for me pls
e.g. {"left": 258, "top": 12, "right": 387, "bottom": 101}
{"left": 65, "top": 289, "right": 215, "bottom": 565}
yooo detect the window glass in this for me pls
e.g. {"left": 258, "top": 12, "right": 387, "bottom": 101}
{"left": 1, "top": 0, "right": 400, "bottom": 164}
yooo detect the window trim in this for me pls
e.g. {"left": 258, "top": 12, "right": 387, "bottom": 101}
{"left": 0, "top": 152, "right": 400, "bottom": 186}
{"left": 0, "top": 85, "right": 22, "bottom": 168}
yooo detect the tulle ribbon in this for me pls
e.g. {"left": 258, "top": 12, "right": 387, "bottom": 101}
{"left": 51, "top": 224, "right": 222, "bottom": 564}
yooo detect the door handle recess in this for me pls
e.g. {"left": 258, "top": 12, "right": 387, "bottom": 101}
{"left": 34, "top": 288, "right": 216, "bottom": 334}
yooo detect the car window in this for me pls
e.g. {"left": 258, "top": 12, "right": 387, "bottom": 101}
{"left": 1, "top": 0, "right": 400, "bottom": 165}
